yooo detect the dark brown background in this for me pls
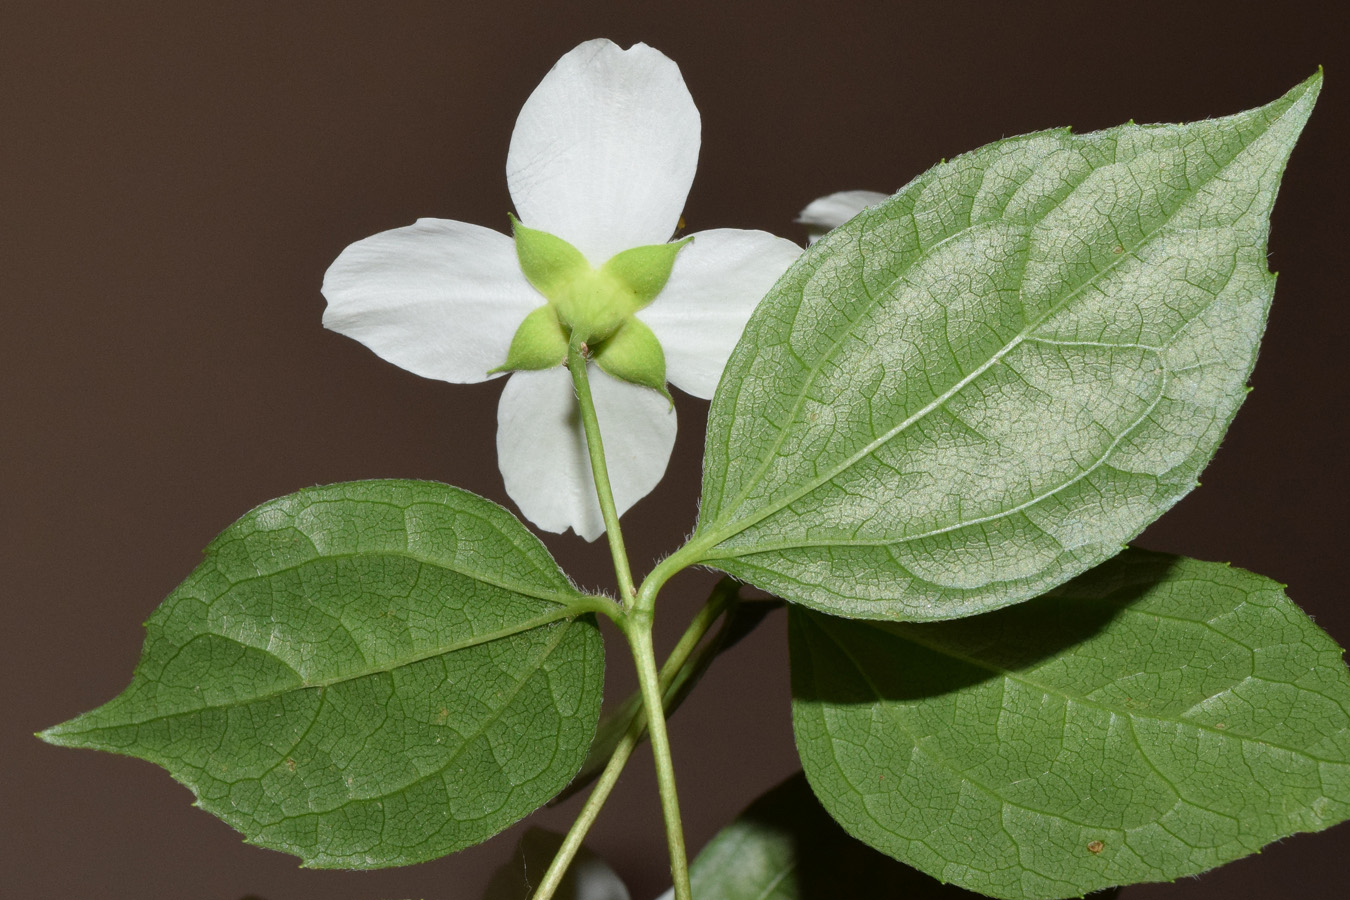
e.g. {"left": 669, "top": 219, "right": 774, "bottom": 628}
{"left": 4, "top": 2, "right": 1347, "bottom": 898}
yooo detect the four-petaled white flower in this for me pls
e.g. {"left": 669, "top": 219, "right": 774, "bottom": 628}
{"left": 322, "top": 39, "right": 802, "bottom": 540}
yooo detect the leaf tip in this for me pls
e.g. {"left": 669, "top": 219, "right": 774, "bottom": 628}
{"left": 36, "top": 720, "right": 77, "bottom": 747}
{"left": 1278, "top": 68, "right": 1324, "bottom": 115}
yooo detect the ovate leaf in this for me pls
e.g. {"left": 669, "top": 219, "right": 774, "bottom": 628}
{"left": 41, "top": 480, "right": 606, "bottom": 868}
{"left": 694, "top": 74, "right": 1320, "bottom": 621}
{"left": 790, "top": 550, "right": 1350, "bottom": 899}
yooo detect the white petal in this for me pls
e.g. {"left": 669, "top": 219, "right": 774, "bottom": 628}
{"left": 640, "top": 228, "right": 802, "bottom": 399}
{"left": 797, "top": 189, "right": 888, "bottom": 243}
{"left": 507, "top": 39, "right": 700, "bottom": 265}
{"left": 322, "top": 219, "right": 543, "bottom": 383}
{"left": 497, "top": 367, "right": 676, "bottom": 541}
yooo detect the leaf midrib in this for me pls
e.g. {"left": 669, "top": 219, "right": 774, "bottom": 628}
{"left": 703, "top": 352, "right": 1165, "bottom": 557}
{"left": 53, "top": 606, "right": 580, "bottom": 733}
{"left": 699, "top": 101, "right": 1294, "bottom": 555}
{"left": 208, "top": 545, "right": 586, "bottom": 611}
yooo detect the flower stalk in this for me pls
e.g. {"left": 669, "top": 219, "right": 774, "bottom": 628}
{"left": 566, "top": 340, "right": 638, "bottom": 604}
{"left": 566, "top": 340, "right": 693, "bottom": 900}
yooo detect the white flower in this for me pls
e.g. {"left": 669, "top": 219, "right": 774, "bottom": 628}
{"left": 796, "top": 189, "right": 888, "bottom": 243}
{"left": 321, "top": 39, "right": 802, "bottom": 540}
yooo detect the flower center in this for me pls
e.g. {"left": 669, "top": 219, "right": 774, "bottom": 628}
{"left": 509, "top": 215, "right": 689, "bottom": 344}
{"left": 491, "top": 217, "right": 689, "bottom": 397}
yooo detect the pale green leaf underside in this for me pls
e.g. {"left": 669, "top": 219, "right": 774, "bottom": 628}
{"left": 41, "top": 480, "right": 604, "bottom": 868}
{"left": 680, "top": 772, "right": 964, "bottom": 900}
{"left": 696, "top": 74, "right": 1319, "bottom": 621}
{"left": 791, "top": 550, "right": 1350, "bottom": 899}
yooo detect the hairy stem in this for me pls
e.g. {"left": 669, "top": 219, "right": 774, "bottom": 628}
{"left": 566, "top": 340, "right": 637, "bottom": 603}
{"left": 616, "top": 578, "right": 744, "bottom": 742}
{"left": 562, "top": 340, "right": 690, "bottom": 898}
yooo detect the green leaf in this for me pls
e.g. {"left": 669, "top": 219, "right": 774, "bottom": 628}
{"left": 40, "top": 480, "right": 606, "bottom": 869}
{"left": 679, "top": 771, "right": 989, "bottom": 900}
{"left": 692, "top": 74, "right": 1320, "bottom": 621}
{"left": 790, "top": 549, "right": 1350, "bottom": 899}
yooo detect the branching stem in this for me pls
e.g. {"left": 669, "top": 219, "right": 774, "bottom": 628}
{"left": 530, "top": 582, "right": 737, "bottom": 900}
{"left": 562, "top": 341, "right": 693, "bottom": 900}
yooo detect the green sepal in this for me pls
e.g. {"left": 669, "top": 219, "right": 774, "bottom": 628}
{"left": 491, "top": 304, "right": 568, "bottom": 373}
{"left": 511, "top": 213, "right": 590, "bottom": 300}
{"left": 511, "top": 216, "right": 691, "bottom": 346}
{"left": 592, "top": 316, "right": 671, "bottom": 401}
{"left": 600, "top": 236, "right": 692, "bottom": 313}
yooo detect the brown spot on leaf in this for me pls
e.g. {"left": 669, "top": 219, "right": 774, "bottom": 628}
{"left": 285, "top": 758, "right": 296, "bottom": 772}
{"left": 1087, "top": 840, "right": 1105, "bottom": 855}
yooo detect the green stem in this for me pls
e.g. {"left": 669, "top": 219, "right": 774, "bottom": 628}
{"left": 627, "top": 619, "right": 692, "bottom": 900}
{"left": 530, "top": 718, "right": 637, "bottom": 900}
{"left": 530, "top": 583, "right": 737, "bottom": 900}
{"left": 563, "top": 343, "right": 691, "bottom": 899}
{"left": 566, "top": 340, "right": 638, "bottom": 603}
{"left": 621, "top": 578, "right": 742, "bottom": 738}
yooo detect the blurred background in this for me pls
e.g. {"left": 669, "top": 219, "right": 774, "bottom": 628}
{"left": 3, "top": 2, "right": 1346, "bottom": 898}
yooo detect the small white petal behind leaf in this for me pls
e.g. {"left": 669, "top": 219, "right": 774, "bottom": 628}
{"left": 641, "top": 229, "right": 803, "bottom": 399}
{"left": 322, "top": 219, "right": 543, "bottom": 383}
{"left": 507, "top": 39, "right": 700, "bottom": 264}
{"left": 796, "top": 189, "right": 888, "bottom": 243}
{"left": 497, "top": 367, "right": 676, "bottom": 540}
